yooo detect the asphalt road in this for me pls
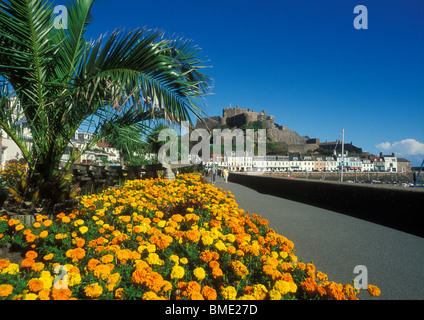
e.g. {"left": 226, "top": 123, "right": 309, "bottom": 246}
{"left": 212, "top": 176, "right": 424, "bottom": 300}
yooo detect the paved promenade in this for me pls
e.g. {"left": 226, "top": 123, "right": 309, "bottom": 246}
{"left": 212, "top": 176, "right": 424, "bottom": 300}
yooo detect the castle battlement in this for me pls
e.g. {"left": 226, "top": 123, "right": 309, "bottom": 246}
{"left": 196, "top": 106, "right": 320, "bottom": 154}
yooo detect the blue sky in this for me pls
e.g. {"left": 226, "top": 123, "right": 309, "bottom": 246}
{"left": 57, "top": 0, "right": 424, "bottom": 165}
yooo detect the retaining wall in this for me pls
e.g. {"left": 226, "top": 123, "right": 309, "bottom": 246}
{"left": 228, "top": 173, "right": 424, "bottom": 237}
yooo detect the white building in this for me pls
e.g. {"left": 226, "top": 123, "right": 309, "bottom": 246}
{"left": 299, "top": 156, "right": 314, "bottom": 172}
{"left": 325, "top": 157, "right": 338, "bottom": 171}
{"left": 382, "top": 153, "right": 397, "bottom": 172}
{"left": 361, "top": 159, "right": 373, "bottom": 172}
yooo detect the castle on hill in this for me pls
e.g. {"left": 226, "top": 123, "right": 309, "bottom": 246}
{"left": 196, "top": 106, "right": 321, "bottom": 154}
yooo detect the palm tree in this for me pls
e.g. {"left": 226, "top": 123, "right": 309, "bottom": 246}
{"left": 0, "top": 0, "right": 211, "bottom": 211}
{"left": 104, "top": 123, "right": 149, "bottom": 166}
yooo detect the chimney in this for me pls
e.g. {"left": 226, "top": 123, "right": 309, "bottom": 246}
{"left": 379, "top": 152, "right": 383, "bottom": 158}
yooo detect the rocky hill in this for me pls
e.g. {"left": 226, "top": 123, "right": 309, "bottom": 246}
{"left": 196, "top": 106, "right": 320, "bottom": 154}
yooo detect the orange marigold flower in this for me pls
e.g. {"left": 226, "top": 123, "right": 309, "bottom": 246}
{"left": 367, "top": 285, "right": 381, "bottom": 297}
{"left": 280, "top": 262, "right": 293, "bottom": 272}
{"left": 316, "top": 271, "right": 328, "bottom": 282}
{"left": 0, "top": 259, "right": 11, "bottom": 270}
{"left": 306, "top": 263, "right": 316, "bottom": 278}
{"left": 323, "top": 281, "right": 345, "bottom": 300}
{"left": 93, "top": 264, "right": 113, "bottom": 280}
{"left": 74, "top": 237, "right": 85, "bottom": 248}
{"left": 25, "top": 233, "right": 37, "bottom": 243}
{"left": 101, "top": 254, "right": 114, "bottom": 264}
{"left": 25, "top": 250, "right": 38, "bottom": 260}
{"left": 211, "top": 267, "right": 223, "bottom": 279}
{"left": 0, "top": 284, "right": 14, "bottom": 297}
{"left": 38, "top": 289, "right": 51, "bottom": 300}
{"left": 171, "top": 214, "right": 184, "bottom": 223}
{"left": 43, "top": 220, "right": 52, "bottom": 227}
{"left": 66, "top": 248, "right": 86, "bottom": 261}
{"left": 28, "top": 279, "right": 44, "bottom": 293}
{"left": 8, "top": 218, "right": 20, "bottom": 227}
{"left": 39, "top": 230, "right": 48, "bottom": 239}
{"left": 202, "top": 286, "right": 217, "bottom": 300}
{"left": 185, "top": 230, "right": 200, "bottom": 243}
{"left": 186, "top": 281, "right": 201, "bottom": 294}
{"left": 200, "top": 250, "right": 213, "bottom": 262}
{"left": 188, "top": 291, "right": 204, "bottom": 300}
{"left": 87, "top": 259, "right": 101, "bottom": 271}
{"left": 31, "top": 262, "right": 45, "bottom": 272}
{"left": 301, "top": 277, "right": 318, "bottom": 295}
{"left": 20, "top": 258, "right": 35, "bottom": 268}
{"left": 51, "top": 288, "right": 72, "bottom": 300}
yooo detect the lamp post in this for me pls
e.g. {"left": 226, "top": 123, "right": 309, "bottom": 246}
{"left": 341, "top": 129, "right": 345, "bottom": 182}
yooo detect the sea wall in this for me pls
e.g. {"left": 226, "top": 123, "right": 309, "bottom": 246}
{"left": 259, "top": 171, "right": 420, "bottom": 184}
{"left": 228, "top": 173, "right": 424, "bottom": 237}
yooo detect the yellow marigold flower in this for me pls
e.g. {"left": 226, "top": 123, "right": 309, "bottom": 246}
{"left": 115, "top": 288, "right": 125, "bottom": 299}
{"left": 106, "top": 273, "right": 121, "bottom": 291}
{"left": 67, "top": 272, "right": 82, "bottom": 287}
{"left": 229, "top": 261, "right": 249, "bottom": 279}
{"left": 15, "top": 224, "right": 25, "bottom": 231}
{"left": 61, "top": 216, "right": 71, "bottom": 223}
{"left": 252, "top": 284, "right": 268, "bottom": 300}
{"left": 214, "top": 240, "right": 227, "bottom": 251}
{"left": 237, "top": 294, "right": 256, "bottom": 300}
{"left": 84, "top": 283, "right": 103, "bottom": 298}
{"left": 221, "top": 286, "right": 237, "bottom": 300}
{"left": 33, "top": 222, "right": 41, "bottom": 228}
{"left": 24, "top": 293, "right": 38, "bottom": 300}
{"left": 169, "top": 254, "right": 179, "bottom": 264}
{"left": 280, "top": 251, "right": 288, "bottom": 259}
{"left": 180, "top": 258, "right": 188, "bottom": 265}
{"left": 79, "top": 226, "right": 88, "bottom": 234}
{"left": 39, "top": 230, "right": 48, "bottom": 238}
{"left": 268, "top": 289, "right": 282, "bottom": 300}
{"left": 74, "top": 219, "right": 84, "bottom": 227}
{"left": 193, "top": 267, "right": 206, "bottom": 281}
{"left": 1, "top": 263, "right": 19, "bottom": 275}
{"left": 274, "top": 280, "right": 294, "bottom": 295}
{"left": 201, "top": 235, "right": 214, "bottom": 246}
{"left": 142, "top": 291, "right": 159, "bottom": 300}
{"left": 171, "top": 265, "right": 185, "bottom": 279}
{"left": 146, "top": 253, "right": 164, "bottom": 266}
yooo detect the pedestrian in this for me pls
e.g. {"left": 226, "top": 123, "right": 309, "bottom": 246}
{"left": 211, "top": 165, "right": 217, "bottom": 184}
{"left": 223, "top": 168, "right": 229, "bottom": 183}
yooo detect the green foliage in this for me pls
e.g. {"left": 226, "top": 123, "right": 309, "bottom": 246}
{"left": 0, "top": 0, "right": 212, "bottom": 210}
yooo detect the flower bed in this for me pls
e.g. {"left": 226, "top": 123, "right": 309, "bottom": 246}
{"left": 0, "top": 173, "right": 380, "bottom": 300}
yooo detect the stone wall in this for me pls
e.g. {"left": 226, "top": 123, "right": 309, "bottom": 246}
{"left": 229, "top": 173, "right": 424, "bottom": 237}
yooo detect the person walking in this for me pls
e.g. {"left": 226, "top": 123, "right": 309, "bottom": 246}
{"left": 211, "top": 165, "right": 217, "bottom": 184}
{"left": 223, "top": 168, "right": 229, "bottom": 183}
